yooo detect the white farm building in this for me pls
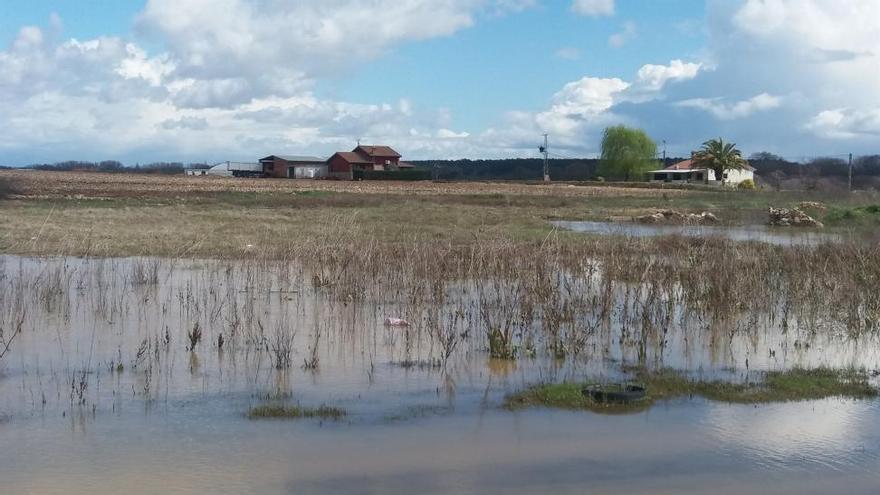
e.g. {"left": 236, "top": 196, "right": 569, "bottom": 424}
{"left": 648, "top": 159, "right": 755, "bottom": 186}
{"left": 185, "top": 162, "right": 262, "bottom": 177}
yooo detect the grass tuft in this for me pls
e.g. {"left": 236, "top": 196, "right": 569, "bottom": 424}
{"left": 505, "top": 368, "right": 878, "bottom": 414}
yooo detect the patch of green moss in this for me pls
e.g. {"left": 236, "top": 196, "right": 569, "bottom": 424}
{"left": 505, "top": 368, "right": 877, "bottom": 414}
{"left": 247, "top": 403, "right": 346, "bottom": 420}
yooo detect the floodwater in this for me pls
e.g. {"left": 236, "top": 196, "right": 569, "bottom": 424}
{"left": 1, "top": 256, "right": 879, "bottom": 494}
{"left": 552, "top": 220, "right": 844, "bottom": 246}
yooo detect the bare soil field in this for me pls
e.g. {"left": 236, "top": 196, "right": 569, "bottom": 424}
{"left": 0, "top": 170, "right": 683, "bottom": 199}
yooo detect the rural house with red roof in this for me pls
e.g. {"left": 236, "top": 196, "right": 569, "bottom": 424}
{"left": 327, "top": 145, "right": 413, "bottom": 180}
{"left": 648, "top": 158, "right": 756, "bottom": 186}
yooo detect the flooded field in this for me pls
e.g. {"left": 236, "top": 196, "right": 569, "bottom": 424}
{"left": 1, "top": 254, "right": 879, "bottom": 493}
{"left": 553, "top": 220, "right": 845, "bottom": 246}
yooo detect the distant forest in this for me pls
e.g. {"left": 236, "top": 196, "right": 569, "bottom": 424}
{"left": 412, "top": 153, "right": 880, "bottom": 182}
{"left": 7, "top": 153, "right": 880, "bottom": 183}
{"left": 8, "top": 161, "right": 209, "bottom": 175}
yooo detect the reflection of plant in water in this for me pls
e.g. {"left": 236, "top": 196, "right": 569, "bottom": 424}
{"left": 271, "top": 321, "right": 296, "bottom": 370}
{"left": 0, "top": 311, "right": 24, "bottom": 362}
{"left": 70, "top": 369, "right": 88, "bottom": 406}
{"left": 303, "top": 330, "right": 320, "bottom": 371}
{"left": 186, "top": 322, "right": 202, "bottom": 351}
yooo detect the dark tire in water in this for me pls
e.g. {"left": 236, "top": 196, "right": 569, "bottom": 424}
{"left": 582, "top": 384, "right": 647, "bottom": 404}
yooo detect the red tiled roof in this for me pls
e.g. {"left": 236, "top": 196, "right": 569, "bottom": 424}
{"left": 665, "top": 159, "right": 697, "bottom": 170}
{"left": 355, "top": 145, "right": 401, "bottom": 158}
{"left": 333, "top": 151, "right": 372, "bottom": 164}
{"left": 666, "top": 159, "right": 756, "bottom": 172}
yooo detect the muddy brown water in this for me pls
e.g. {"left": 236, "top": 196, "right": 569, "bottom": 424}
{"left": 1, "top": 256, "right": 879, "bottom": 494}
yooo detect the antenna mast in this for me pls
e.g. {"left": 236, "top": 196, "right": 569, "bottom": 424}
{"left": 539, "top": 134, "right": 550, "bottom": 182}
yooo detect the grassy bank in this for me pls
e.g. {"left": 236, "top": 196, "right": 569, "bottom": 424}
{"left": 505, "top": 368, "right": 878, "bottom": 413}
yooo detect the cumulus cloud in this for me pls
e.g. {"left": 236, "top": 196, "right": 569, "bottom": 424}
{"left": 3, "top": 0, "right": 880, "bottom": 164}
{"left": 635, "top": 60, "right": 702, "bottom": 91}
{"left": 0, "top": 2, "right": 532, "bottom": 163}
{"left": 571, "top": 0, "right": 615, "bottom": 17}
{"left": 806, "top": 108, "right": 880, "bottom": 139}
{"left": 676, "top": 93, "right": 782, "bottom": 120}
{"left": 479, "top": 58, "right": 702, "bottom": 155}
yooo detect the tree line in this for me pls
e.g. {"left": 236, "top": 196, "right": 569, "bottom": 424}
{"left": 20, "top": 161, "right": 209, "bottom": 174}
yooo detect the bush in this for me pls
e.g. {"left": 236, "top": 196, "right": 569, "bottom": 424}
{"left": 353, "top": 169, "right": 432, "bottom": 181}
{"left": 0, "top": 177, "right": 15, "bottom": 200}
{"left": 737, "top": 178, "right": 756, "bottom": 190}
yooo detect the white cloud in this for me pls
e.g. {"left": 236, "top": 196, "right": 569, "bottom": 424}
{"left": 115, "top": 44, "right": 174, "bottom": 87}
{"left": 437, "top": 129, "right": 470, "bottom": 139}
{"left": 608, "top": 21, "right": 636, "bottom": 48}
{"left": 676, "top": 93, "right": 782, "bottom": 120}
{"left": 571, "top": 0, "right": 615, "bottom": 17}
{"left": 4, "top": 0, "right": 880, "bottom": 163}
{"left": 806, "top": 107, "right": 880, "bottom": 139}
{"left": 635, "top": 60, "right": 702, "bottom": 91}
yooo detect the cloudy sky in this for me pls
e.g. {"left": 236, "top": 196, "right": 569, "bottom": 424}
{"left": 0, "top": 0, "right": 878, "bottom": 165}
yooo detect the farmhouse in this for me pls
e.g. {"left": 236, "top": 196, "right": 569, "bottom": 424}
{"left": 648, "top": 159, "right": 755, "bottom": 186}
{"left": 259, "top": 155, "right": 327, "bottom": 179}
{"left": 327, "top": 145, "right": 412, "bottom": 179}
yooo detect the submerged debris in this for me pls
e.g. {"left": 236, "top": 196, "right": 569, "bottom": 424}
{"left": 798, "top": 201, "right": 827, "bottom": 212}
{"left": 768, "top": 207, "right": 824, "bottom": 227}
{"left": 634, "top": 209, "right": 719, "bottom": 225}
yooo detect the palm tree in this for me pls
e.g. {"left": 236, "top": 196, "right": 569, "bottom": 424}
{"left": 692, "top": 138, "right": 747, "bottom": 185}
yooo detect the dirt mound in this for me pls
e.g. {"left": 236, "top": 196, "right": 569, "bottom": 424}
{"left": 635, "top": 209, "right": 719, "bottom": 225}
{"left": 768, "top": 207, "right": 824, "bottom": 227}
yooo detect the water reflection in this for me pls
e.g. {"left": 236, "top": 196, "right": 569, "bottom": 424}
{"left": 1, "top": 255, "right": 879, "bottom": 494}
{"left": 552, "top": 220, "right": 844, "bottom": 246}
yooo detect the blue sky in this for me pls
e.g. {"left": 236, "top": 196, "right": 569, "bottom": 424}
{"left": 0, "top": 0, "right": 878, "bottom": 165}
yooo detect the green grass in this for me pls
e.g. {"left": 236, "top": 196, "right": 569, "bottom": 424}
{"left": 247, "top": 403, "right": 346, "bottom": 420}
{"left": 824, "top": 205, "right": 880, "bottom": 226}
{"left": 505, "top": 368, "right": 878, "bottom": 414}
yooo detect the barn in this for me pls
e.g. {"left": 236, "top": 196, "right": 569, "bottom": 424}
{"left": 259, "top": 155, "right": 328, "bottom": 179}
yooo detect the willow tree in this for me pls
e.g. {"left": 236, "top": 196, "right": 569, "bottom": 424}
{"left": 597, "top": 126, "right": 658, "bottom": 181}
{"left": 692, "top": 138, "right": 747, "bottom": 184}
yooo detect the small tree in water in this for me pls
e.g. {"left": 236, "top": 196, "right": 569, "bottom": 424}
{"left": 598, "top": 126, "right": 658, "bottom": 181}
{"left": 692, "top": 138, "right": 748, "bottom": 185}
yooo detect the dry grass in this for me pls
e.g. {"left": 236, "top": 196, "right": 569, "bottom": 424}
{"left": 0, "top": 170, "right": 685, "bottom": 199}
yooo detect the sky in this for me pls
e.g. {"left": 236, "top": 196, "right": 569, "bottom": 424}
{"left": 0, "top": 0, "right": 878, "bottom": 165}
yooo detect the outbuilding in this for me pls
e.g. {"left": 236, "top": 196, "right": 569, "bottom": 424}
{"left": 259, "top": 155, "right": 327, "bottom": 179}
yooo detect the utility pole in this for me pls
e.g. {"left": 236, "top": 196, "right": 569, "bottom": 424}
{"left": 539, "top": 134, "right": 550, "bottom": 182}
{"left": 662, "top": 140, "right": 667, "bottom": 163}
{"left": 848, "top": 153, "right": 853, "bottom": 192}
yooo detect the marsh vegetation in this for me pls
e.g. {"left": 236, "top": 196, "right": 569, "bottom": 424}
{"left": 2, "top": 173, "right": 880, "bottom": 494}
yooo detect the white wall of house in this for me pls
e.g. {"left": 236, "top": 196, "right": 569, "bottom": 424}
{"left": 721, "top": 168, "right": 754, "bottom": 185}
